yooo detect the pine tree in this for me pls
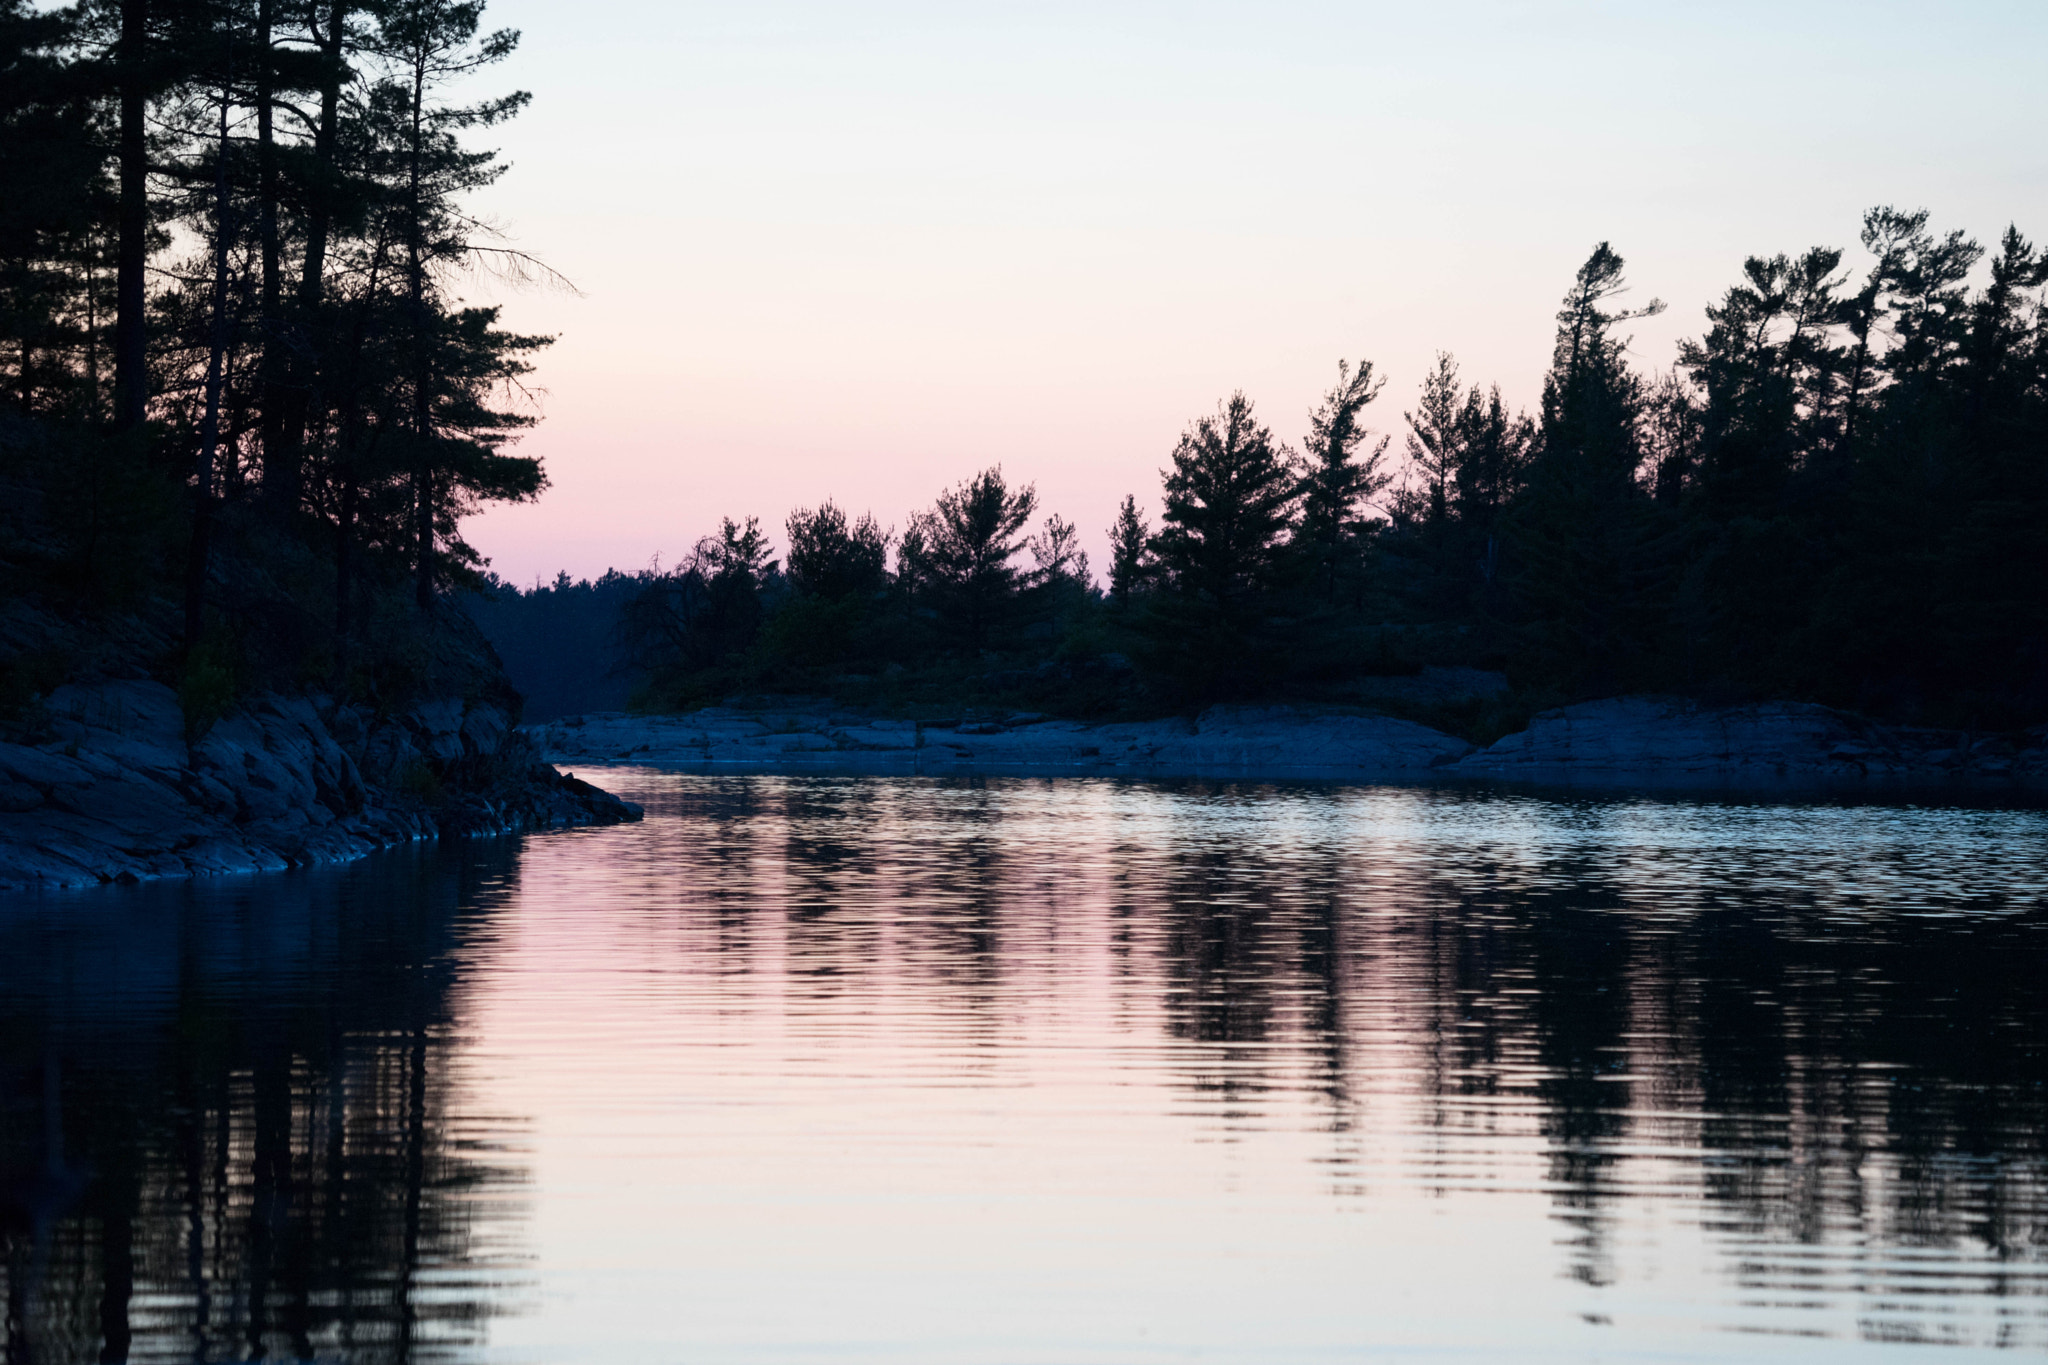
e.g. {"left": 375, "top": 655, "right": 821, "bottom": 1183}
{"left": 1142, "top": 392, "right": 1297, "bottom": 696}
{"left": 0, "top": 0, "right": 109, "bottom": 418}
{"left": 1678, "top": 247, "right": 1847, "bottom": 517}
{"left": 786, "top": 500, "right": 889, "bottom": 600}
{"left": 368, "top": 0, "right": 529, "bottom": 607}
{"left": 1295, "top": 359, "right": 1390, "bottom": 602}
{"left": 1152, "top": 392, "right": 1296, "bottom": 605}
{"left": 901, "top": 466, "right": 1038, "bottom": 654}
{"left": 1026, "top": 513, "right": 1088, "bottom": 588}
{"left": 1107, "top": 494, "right": 1152, "bottom": 609}
{"left": 1402, "top": 352, "right": 1462, "bottom": 529}
{"left": 1511, "top": 243, "right": 1668, "bottom": 692}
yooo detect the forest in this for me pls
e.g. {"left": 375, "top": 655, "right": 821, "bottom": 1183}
{"left": 3, "top": 0, "right": 2046, "bottom": 734}
{"left": 1, "top": 0, "right": 546, "bottom": 725}
{"left": 494, "top": 223, "right": 2048, "bottom": 733}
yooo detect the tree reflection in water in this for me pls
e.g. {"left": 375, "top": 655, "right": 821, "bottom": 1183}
{"left": 3, "top": 777, "right": 2046, "bottom": 1360}
{"left": 0, "top": 845, "right": 524, "bottom": 1365}
{"left": 604, "top": 775, "right": 2048, "bottom": 1349}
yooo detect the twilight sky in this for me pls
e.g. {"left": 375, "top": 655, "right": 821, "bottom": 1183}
{"left": 461, "top": 0, "right": 2048, "bottom": 586}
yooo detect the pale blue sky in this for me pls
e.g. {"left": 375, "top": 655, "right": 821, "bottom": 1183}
{"left": 464, "top": 0, "right": 2048, "bottom": 582}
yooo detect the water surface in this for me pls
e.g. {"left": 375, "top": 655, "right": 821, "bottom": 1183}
{"left": 3, "top": 772, "right": 2046, "bottom": 1362}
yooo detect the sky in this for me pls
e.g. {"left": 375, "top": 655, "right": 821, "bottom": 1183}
{"left": 458, "top": 0, "right": 2048, "bottom": 587}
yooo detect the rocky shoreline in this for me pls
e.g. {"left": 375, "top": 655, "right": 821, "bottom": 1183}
{"left": 0, "top": 678, "right": 641, "bottom": 892}
{"left": 532, "top": 695, "right": 2048, "bottom": 793}
{"left": 9, "top": 686, "right": 2039, "bottom": 892}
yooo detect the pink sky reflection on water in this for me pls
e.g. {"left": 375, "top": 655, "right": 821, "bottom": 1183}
{"left": 440, "top": 772, "right": 2048, "bottom": 1362}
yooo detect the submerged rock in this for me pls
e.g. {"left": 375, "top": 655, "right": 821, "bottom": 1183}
{"left": 0, "top": 679, "right": 641, "bottom": 893}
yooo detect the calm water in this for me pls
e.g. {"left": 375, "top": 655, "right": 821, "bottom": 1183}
{"left": 3, "top": 772, "right": 2047, "bottom": 1364}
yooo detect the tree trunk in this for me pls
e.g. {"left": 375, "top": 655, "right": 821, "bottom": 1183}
{"left": 333, "top": 464, "right": 355, "bottom": 684}
{"left": 297, "top": 0, "right": 347, "bottom": 314}
{"left": 255, "top": 0, "right": 296, "bottom": 511}
{"left": 408, "top": 53, "right": 434, "bottom": 610}
{"left": 85, "top": 237, "right": 101, "bottom": 411}
{"left": 328, "top": 242, "right": 387, "bottom": 686}
{"left": 185, "top": 69, "right": 235, "bottom": 651}
{"left": 414, "top": 469, "right": 434, "bottom": 608}
{"left": 272, "top": 0, "right": 349, "bottom": 502}
{"left": 113, "top": 0, "right": 148, "bottom": 431}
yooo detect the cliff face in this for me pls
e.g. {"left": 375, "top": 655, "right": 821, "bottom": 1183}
{"left": 0, "top": 677, "right": 639, "bottom": 892}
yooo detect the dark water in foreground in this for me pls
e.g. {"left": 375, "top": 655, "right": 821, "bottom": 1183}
{"left": 3, "top": 772, "right": 2046, "bottom": 1363}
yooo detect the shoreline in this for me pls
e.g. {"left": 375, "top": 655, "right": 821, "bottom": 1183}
{"left": 11, "top": 687, "right": 2041, "bottom": 895}
{"left": 0, "top": 679, "right": 641, "bottom": 893}
{"left": 535, "top": 696, "right": 2048, "bottom": 798}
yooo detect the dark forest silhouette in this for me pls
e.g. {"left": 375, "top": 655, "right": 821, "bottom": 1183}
{"left": 3, "top": 0, "right": 2045, "bottom": 731}
{"left": 2, "top": 0, "right": 549, "bottom": 724}
{"left": 484, "top": 222, "right": 2048, "bottom": 731}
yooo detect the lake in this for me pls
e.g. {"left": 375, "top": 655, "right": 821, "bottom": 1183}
{"left": 2, "top": 770, "right": 2045, "bottom": 1363}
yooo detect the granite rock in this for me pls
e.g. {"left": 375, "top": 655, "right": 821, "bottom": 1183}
{"left": 530, "top": 694, "right": 2048, "bottom": 792}
{"left": 1453, "top": 696, "right": 2048, "bottom": 787}
{"left": 1, "top": 680, "right": 640, "bottom": 893}
{"left": 531, "top": 703, "right": 1472, "bottom": 777}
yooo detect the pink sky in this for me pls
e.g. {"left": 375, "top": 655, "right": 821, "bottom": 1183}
{"left": 458, "top": 0, "right": 2048, "bottom": 586}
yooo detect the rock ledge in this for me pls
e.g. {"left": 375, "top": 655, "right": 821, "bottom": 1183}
{"left": 1, "top": 680, "right": 641, "bottom": 892}
{"left": 529, "top": 696, "right": 2048, "bottom": 792}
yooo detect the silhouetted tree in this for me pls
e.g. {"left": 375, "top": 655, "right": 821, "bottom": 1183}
{"left": 1142, "top": 392, "right": 1298, "bottom": 696}
{"left": 616, "top": 517, "right": 776, "bottom": 685}
{"left": 1027, "top": 513, "right": 1088, "bottom": 588}
{"left": 0, "top": 0, "right": 108, "bottom": 419}
{"left": 1510, "top": 243, "right": 1668, "bottom": 691}
{"left": 1294, "top": 358, "right": 1390, "bottom": 602}
{"left": 1680, "top": 247, "right": 1847, "bottom": 517}
{"left": 785, "top": 499, "right": 889, "bottom": 600}
{"left": 900, "top": 465, "right": 1038, "bottom": 654}
{"left": 368, "top": 0, "right": 531, "bottom": 607}
{"left": 1107, "top": 493, "right": 1153, "bottom": 610}
{"left": 1402, "top": 352, "right": 1462, "bottom": 530}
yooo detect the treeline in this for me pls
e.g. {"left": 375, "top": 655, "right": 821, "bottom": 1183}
{"left": 0, "top": 0, "right": 544, "bottom": 706}
{"left": 605, "top": 480, "right": 1103, "bottom": 711}
{"left": 1384, "top": 220, "right": 2048, "bottom": 724}
{"left": 462, "top": 567, "right": 650, "bottom": 720}
{"left": 576, "top": 214, "right": 2047, "bottom": 728}
{"left": 3, "top": 0, "right": 2041, "bottom": 737}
